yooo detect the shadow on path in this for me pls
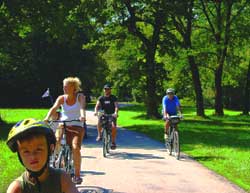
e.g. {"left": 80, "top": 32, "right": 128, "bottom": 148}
{"left": 107, "top": 151, "right": 165, "bottom": 160}
{"left": 81, "top": 170, "right": 106, "bottom": 176}
{"left": 77, "top": 186, "right": 117, "bottom": 193}
{"left": 83, "top": 124, "right": 165, "bottom": 150}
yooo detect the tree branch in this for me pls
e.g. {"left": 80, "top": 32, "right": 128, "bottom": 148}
{"left": 200, "top": 0, "right": 217, "bottom": 38}
{"left": 123, "top": 0, "right": 150, "bottom": 47}
{"left": 229, "top": 0, "right": 249, "bottom": 26}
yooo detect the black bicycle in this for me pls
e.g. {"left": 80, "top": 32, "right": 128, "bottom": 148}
{"left": 99, "top": 112, "right": 114, "bottom": 157}
{"left": 49, "top": 119, "right": 83, "bottom": 177}
{"left": 164, "top": 115, "right": 182, "bottom": 160}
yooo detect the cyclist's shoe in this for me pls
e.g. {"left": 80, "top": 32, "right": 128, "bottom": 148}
{"left": 96, "top": 136, "right": 102, "bottom": 142}
{"left": 72, "top": 176, "right": 82, "bottom": 184}
{"left": 111, "top": 142, "right": 116, "bottom": 150}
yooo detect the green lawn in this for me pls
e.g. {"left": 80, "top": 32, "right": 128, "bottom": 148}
{"left": 118, "top": 105, "right": 250, "bottom": 191}
{"left": 0, "top": 105, "right": 250, "bottom": 192}
{"left": 0, "top": 108, "right": 48, "bottom": 192}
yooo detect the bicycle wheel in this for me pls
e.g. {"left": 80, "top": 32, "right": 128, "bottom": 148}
{"left": 102, "top": 129, "right": 108, "bottom": 157}
{"left": 165, "top": 127, "right": 173, "bottom": 155}
{"left": 106, "top": 130, "right": 111, "bottom": 154}
{"left": 58, "top": 150, "right": 66, "bottom": 170}
{"left": 65, "top": 147, "right": 74, "bottom": 177}
{"left": 173, "top": 130, "right": 180, "bottom": 160}
{"left": 49, "top": 153, "right": 56, "bottom": 168}
{"left": 165, "top": 135, "right": 171, "bottom": 153}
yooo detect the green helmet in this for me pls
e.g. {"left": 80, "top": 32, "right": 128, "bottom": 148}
{"left": 7, "top": 118, "right": 56, "bottom": 152}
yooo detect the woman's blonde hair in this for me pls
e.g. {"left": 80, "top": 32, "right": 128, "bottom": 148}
{"left": 63, "top": 77, "right": 82, "bottom": 93}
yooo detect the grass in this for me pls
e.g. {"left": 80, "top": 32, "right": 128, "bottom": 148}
{"left": 0, "top": 108, "right": 48, "bottom": 192}
{"left": 0, "top": 105, "right": 250, "bottom": 192}
{"left": 118, "top": 104, "right": 250, "bottom": 191}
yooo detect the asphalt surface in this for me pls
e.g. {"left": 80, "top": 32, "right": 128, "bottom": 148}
{"left": 76, "top": 111, "right": 246, "bottom": 193}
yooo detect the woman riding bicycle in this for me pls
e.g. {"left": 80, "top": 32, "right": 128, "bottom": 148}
{"left": 162, "top": 88, "right": 182, "bottom": 140}
{"left": 6, "top": 118, "right": 79, "bottom": 193}
{"left": 44, "top": 76, "right": 86, "bottom": 184}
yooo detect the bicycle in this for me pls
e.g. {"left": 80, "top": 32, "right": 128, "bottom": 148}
{"left": 49, "top": 119, "right": 83, "bottom": 177}
{"left": 98, "top": 112, "right": 115, "bottom": 158}
{"left": 164, "top": 115, "right": 182, "bottom": 160}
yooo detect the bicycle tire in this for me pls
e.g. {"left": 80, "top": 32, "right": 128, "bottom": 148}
{"left": 165, "top": 135, "right": 171, "bottom": 153}
{"left": 168, "top": 127, "right": 173, "bottom": 155}
{"left": 58, "top": 150, "right": 66, "bottom": 170}
{"left": 65, "top": 147, "right": 74, "bottom": 176}
{"left": 106, "top": 130, "right": 111, "bottom": 154}
{"left": 173, "top": 130, "right": 180, "bottom": 160}
{"left": 103, "top": 129, "right": 108, "bottom": 157}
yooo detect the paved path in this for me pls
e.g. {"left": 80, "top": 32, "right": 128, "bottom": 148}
{"left": 77, "top": 111, "right": 246, "bottom": 193}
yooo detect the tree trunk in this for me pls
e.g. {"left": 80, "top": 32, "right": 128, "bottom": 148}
{"left": 188, "top": 56, "right": 205, "bottom": 116}
{"left": 184, "top": 0, "right": 205, "bottom": 117}
{"left": 214, "top": 1, "right": 232, "bottom": 116}
{"left": 214, "top": 61, "right": 224, "bottom": 115}
{"left": 145, "top": 48, "right": 159, "bottom": 118}
{"left": 243, "top": 61, "right": 250, "bottom": 115}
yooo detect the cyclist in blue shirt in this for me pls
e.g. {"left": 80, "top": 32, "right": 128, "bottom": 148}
{"left": 162, "top": 88, "right": 182, "bottom": 140}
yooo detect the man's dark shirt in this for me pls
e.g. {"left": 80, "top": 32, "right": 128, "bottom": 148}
{"left": 98, "top": 95, "right": 117, "bottom": 114}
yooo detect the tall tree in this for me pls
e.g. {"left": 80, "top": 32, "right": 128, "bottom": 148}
{"left": 107, "top": 0, "right": 179, "bottom": 117}
{"left": 243, "top": 61, "right": 250, "bottom": 115}
{"left": 172, "top": 0, "right": 205, "bottom": 116}
{"left": 200, "top": 0, "right": 248, "bottom": 115}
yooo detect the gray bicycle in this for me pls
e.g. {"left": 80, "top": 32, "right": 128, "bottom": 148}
{"left": 164, "top": 115, "right": 182, "bottom": 160}
{"left": 98, "top": 112, "right": 114, "bottom": 157}
{"left": 49, "top": 119, "right": 82, "bottom": 177}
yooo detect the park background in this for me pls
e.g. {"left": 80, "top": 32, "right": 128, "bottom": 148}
{"left": 0, "top": 0, "right": 250, "bottom": 192}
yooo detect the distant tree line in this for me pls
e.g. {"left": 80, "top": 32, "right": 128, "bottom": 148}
{"left": 0, "top": 1, "right": 249, "bottom": 117}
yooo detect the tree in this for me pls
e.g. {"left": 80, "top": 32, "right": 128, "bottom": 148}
{"left": 104, "top": 0, "right": 181, "bottom": 118}
{"left": 0, "top": 1, "right": 107, "bottom": 107}
{"left": 243, "top": 61, "right": 250, "bottom": 115}
{"left": 171, "top": 0, "right": 205, "bottom": 116}
{"left": 199, "top": 0, "right": 249, "bottom": 115}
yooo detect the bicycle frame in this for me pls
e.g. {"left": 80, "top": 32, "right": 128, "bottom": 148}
{"left": 165, "top": 115, "right": 181, "bottom": 160}
{"left": 98, "top": 112, "right": 114, "bottom": 157}
{"left": 49, "top": 119, "right": 82, "bottom": 176}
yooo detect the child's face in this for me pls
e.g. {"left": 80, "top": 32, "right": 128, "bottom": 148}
{"left": 17, "top": 135, "right": 48, "bottom": 172}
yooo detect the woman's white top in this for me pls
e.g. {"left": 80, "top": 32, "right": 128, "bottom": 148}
{"left": 60, "top": 94, "right": 83, "bottom": 127}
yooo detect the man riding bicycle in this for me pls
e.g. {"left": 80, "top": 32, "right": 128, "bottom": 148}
{"left": 162, "top": 88, "right": 182, "bottom": 140}
{"left": 94, "top": 83, "right": 119, "bottom": 150}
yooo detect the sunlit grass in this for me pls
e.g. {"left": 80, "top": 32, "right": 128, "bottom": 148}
{"left": 0, "top": 108, "right": 47, "bottom": 192}
{"left": 118, "top": 104, "right": 250, "bottom": 191}
{"left": 0, "top": 106, "right": 250, "bottom": 191}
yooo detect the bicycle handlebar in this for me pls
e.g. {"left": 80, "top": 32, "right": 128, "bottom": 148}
{"left": 48, "top": 119, "right": 81, "bottom": 123}
{"left": 162, "top": 115, "right": 183, "bottom": 121}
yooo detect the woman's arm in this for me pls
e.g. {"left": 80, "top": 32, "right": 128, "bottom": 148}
{"left": 78, "top": 94, "right": 86, "bottom": 121}
{"left": 44, "top": 96, "right": 63, "bottom": 121}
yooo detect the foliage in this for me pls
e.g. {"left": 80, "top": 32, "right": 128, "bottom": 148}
{"left": 0, "top": 1, "right": 108, "bottom": 107}
{"left": 0, "top": 0, "right": 250, "bottom": 115}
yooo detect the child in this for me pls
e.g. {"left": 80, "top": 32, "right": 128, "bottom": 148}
{"left": 6, "top": 118, "right": 79, "bottom": 193}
